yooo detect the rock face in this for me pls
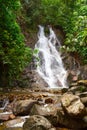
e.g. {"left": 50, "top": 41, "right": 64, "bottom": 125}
{"left": 61, "top": 93, "right": 85, "bottom": 117}
{"left": 23, "top": 115, "right": 54, "bottom": 130}
{"left": 13, "top": 99, "right": 36, "bottom": 116}
{"left": 16, "top": 69, "right": 48, "bottom": 89}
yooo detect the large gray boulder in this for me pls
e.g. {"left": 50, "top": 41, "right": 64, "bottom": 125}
{"left": 23, "top": 115, "right": 55, "bottom": 130}
{"left": 13, "top": 99, "right": 37, "bottom": 116}
{"left": 61, "top": 93, "right": 85, "bottom": 118}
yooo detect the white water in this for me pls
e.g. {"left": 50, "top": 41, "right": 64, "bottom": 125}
{"left": 35, "top": 25, "right": 68, "bottom": 88}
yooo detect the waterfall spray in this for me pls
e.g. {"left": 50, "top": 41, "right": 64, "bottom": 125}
{"left": 35, "top": 26, "right": 68, "bottom": 88}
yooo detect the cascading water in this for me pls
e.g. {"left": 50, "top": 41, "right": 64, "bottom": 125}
{"left": 35, "top": 25, "right": 68, "bottom": 88}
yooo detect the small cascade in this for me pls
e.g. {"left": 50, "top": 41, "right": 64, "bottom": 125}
{"left": 0, "top": 99, "right": 9, "bottom": 110}
{"left": 35, "top": 25, "right": 68, "bottom": 88}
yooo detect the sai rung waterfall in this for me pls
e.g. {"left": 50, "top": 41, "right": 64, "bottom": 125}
{"left": 35, "top": 26, "right": 68, "bottom": 88}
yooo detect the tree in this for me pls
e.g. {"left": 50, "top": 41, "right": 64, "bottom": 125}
{"left": 0, "top": 0, "right": 33, "bottom": 86}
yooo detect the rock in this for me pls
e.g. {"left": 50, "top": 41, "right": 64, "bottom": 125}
{"left": 23, "top": 115, "right": 54, "bottom": 130}
{"left": 9, "top": 114, "right": 16, "bottom": 119}
{"left": 79, "top": 65, "right": 87, "bottom": 80}
{"left": 0, "top": 112, "right": 14, "bottom": 121}
{"left": 68, "top": 85, "right": 86, "bottom": 94}
{"left": 47, "top": 108, "right": 87, "bottom": 129}
{"left": 45, "top": 98, "right": 54, "bottom": 104}
{"left": 17, "top": 69, "right": 48, "bottom": 89}
{"left": 0, "top": 114, "right": 10, "bottom": 121}
{"left": 78, "top": 80, "right": 87, "bottom": 86}
{"left": 57, "top": 110, "right": 87, "bottom": 129}
{"left": 29, "top": 104, "right": 57, "bottom": 116}
{"left": 4, "top": 118, "right": 25, "bottom": 127}
{"left": 77, "top": 92, "right": 87, "bottom": 97}
{"left": 83, "top": 116, "right": 87, "bottom": 123}
{"left": 4, "top": 128, "right": 22, "bottom": 130}
{"left": 13, "top": 99, "right": 37, "bottom": 116}
{"left": 49, "top": 128, "right": 56, "bottom": 130}
{"left": 61, "top": 93, "right": 85, "bottom": 118}
{"left": 75, "top": 92, "right": 87, "bottom": 107}
{"left": 81, "top": 97, "right": 87, "bottom": 106}
{"left": 72, "top": 76, "right": 78, "bottom": 81}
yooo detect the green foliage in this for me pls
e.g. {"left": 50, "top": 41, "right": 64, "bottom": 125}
{"left": 0, "top": 0, "right": 33, "bottom": 86}
{"left": 63, "top": 0, "right": 87, "bottom": 63}
{"left": 22, "top": 0, "right": 87, "bottom": 63}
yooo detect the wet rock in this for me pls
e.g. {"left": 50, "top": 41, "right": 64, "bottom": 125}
{"left": 30, "top": 104, "right": 57, "bottom": 116}
{"left": 23, "top": 115, "right": 54, "bottom": 130}
{"left": 13, "top": 99, "right": 37, "bottom": 116}
{"left": 0, "top": 112, "right": 15, "bottom": 121}
{"left": 61, "top": 93, "right": 85, "bottom": 118}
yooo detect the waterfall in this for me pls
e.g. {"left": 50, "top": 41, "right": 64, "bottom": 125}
{"left": 35, "top": 25, "right": 68, "bottom": 88}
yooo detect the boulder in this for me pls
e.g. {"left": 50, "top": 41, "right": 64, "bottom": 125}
{"left": 0, "top": 112, "right": 15, "bottom": 121}
{"left": 23, "top": 115, "right": 54, "bottom": 130}
{"left": 61, "top": 93, "right": 85, "bottom": 117}
{"left": 4, "top": 118, "right": 25, "bottom": 127}
{"left": 47, "top": 108, "right": 87, "bottom": 129}
{"left": 13, "top": 99, "right": 37, "bottom": 116}
{"left": 29, "top": 104, "right": 57, "bottom": 116}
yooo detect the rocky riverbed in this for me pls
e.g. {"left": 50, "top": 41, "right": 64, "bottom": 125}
{"left": 0, "top": 80, "right": 87, "bottom": 130}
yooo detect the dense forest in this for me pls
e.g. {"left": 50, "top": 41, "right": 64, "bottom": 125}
{"left": 0, "top": 0, "right": 87, "bottom": 86}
